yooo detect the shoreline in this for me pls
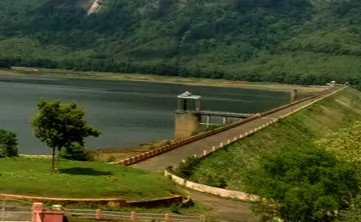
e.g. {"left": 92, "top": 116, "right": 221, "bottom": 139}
{"left": 2, "top": 67, "right": 324, "bottom": 159}
{"left": 19, "top": 139, "right": 172, "bottom": 162}
{"left": 0, "top": 67, "right": 325, "bottom": 93}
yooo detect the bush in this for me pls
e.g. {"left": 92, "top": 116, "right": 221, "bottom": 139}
{"left": 106, "top": 156, "right": 116, "bottom": 163}
{"left": 169, "top": 204, "right": 181, "bottom": 214}
{"left": 174, "top": 156, "right": 201, "bottom": 178}
{"left": 0, "top": 130, "right": 18, "bottom": 158}
{"left": 59, "top": 143, "right": 92, "bottom": 161}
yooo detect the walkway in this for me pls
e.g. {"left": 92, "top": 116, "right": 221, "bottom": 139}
{"left": 189, "top": 190, "right": 259, "bottom": 222}
{"left": 133, "top": 87, "right": 341, "bottom": 171}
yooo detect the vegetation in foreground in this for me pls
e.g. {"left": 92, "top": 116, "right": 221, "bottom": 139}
{"left": 244, "top": 147, "right": 359, "bottom": 222}
{"left": 0, "top": 157, "right": 185, "bottom": 201}
{"left": 1, "top": 0, "right": 361, "bottom": 84}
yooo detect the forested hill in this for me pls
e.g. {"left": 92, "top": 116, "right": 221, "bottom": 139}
{"left": 1, "top": 0, "right": 361, "bottom": 85}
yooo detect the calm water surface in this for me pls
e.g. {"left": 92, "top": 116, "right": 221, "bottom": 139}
{"left": 0, "top": 75, "right": 289, "bottom": 154}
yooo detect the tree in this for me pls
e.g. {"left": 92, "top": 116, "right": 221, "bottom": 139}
{"left": 31, "top": 100, "right": 100, "bottom": 171}
{"left": 0, "top": 129, "right": 18, "bottom": 158}
{"left": 244, "top": 147, "right": 360, "bottom": 222}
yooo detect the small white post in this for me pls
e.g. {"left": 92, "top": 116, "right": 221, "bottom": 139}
{"left": 206, "top": 116, "right": 210, "bottom": 128}
{"left": 2, "top": 200, "right": 4, "bottom": 222}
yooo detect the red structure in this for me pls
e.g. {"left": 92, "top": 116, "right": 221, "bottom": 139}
{"left": 32, "top": 203, "right": 64, "bottom": 222}
{"left": 95, "top": 209, "right": 102, "bottom": 219}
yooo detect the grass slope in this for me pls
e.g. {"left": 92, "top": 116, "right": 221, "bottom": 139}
{"left": 0, "top": 158, "right": 184, "bottom": 200}
{"left": 179, "top": 87, "right": 361, "bottom": 190}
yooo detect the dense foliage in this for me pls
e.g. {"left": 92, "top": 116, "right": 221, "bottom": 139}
{"left": 317, "top": 121, "right": 361, "bottom": 221}
{"left": 244, "top": 147, "right": 360, "bottom": 222}
{"left": 1, "top": 0, "right": 361, "bottom": 84}
{"left": 0, "top": 130, "right": 18, "bottom": 158}
{"left": 59, "top": 142, "right": 93, "bottom": 161}
{"left": 318, "top": 121, "right": 361, "bottom": 170}
{"left": 31, "top": 100, "right": 100, "bottom": 170}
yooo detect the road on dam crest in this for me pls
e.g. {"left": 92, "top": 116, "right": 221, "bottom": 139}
{"left": 133, "top": 87, "right": 341, "bottom": 171}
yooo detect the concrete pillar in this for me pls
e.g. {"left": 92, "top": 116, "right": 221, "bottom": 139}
{"left": 32, "top": 203, "right": 43, "bottom": 222}
{"left": 96, "top": 209, "right": 102, "bottom": 219}
{"left": 174, "top": 112, "right": 201, "bottom": 140}
{"left": 177, "top": 98, "right": 184, "bottom": 111}
{"left": 195, "top": 99, "right": 201, "bottom": 111}
{"left": 290, "top": 89, "right": 297, "bottom": 103}
{"left": 131, "top": 211, "right": 136, "bottom": 221}
{"left": 206, "top": 115, "right": 210, "bottom": 128}
{"left": 165, "top": 213, "right": 171, "bottom": 222}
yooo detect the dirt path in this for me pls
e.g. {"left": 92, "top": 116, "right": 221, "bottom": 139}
{"left": 190, "top": 190, "right": 259, "bottom": 222}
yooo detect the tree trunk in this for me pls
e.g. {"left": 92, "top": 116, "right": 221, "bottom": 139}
{"left": 52, "top": 147, "right": 55, "bottom": 172}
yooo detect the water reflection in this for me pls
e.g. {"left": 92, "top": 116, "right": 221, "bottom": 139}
{"left": 0, "top": 75, "right": 288, "bottom": 154}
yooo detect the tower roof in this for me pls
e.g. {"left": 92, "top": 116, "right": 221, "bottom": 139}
{"left": 177, "top": 91, "right": 201, "bottom": 99}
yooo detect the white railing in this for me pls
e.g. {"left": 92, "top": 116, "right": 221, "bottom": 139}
{"left": 0, "top": 200, "right": 31, "bottom": 222}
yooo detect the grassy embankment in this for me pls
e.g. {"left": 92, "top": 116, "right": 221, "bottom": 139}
{"left": 176, "top": 87, "right": 361, "bottom": 190}
{"left": 0, "top": 157, "right": 185, "bottom": 200}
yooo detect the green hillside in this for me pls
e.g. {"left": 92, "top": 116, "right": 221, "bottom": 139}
{"left": 174, "top": 87, "right": 361, "bottom": 189}
{"left": 1, "top": 0, "right": 361, "bottom": 84}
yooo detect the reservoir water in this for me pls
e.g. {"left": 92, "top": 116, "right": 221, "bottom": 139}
{"left": 0, "top": 75, "right": 289, "bottom": 154}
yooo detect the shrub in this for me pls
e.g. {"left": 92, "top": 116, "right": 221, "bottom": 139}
{"left": 174, "top": 156, "right": 201, "bottom": 178}
{"left": 0, "top": 129, "right": 18, "bottom": 158}
{"left": 106, "top": 156, "right": 116, "bottom": 163}
{"left": 59, "top": 143, "right": 92, "bottom": 161}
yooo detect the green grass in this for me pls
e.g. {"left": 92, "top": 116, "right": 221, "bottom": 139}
{"left": 175, "top": 87, "right": 361, "bottom": 190}
{"left": 0, "top": 158, "right": 185, "bottom": 200}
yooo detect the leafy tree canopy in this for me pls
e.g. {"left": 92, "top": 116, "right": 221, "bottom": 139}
{"left": 244, "top": 146, "right": 360, "bottom": 222}
{"left": 32, "top": 99, "right": 100, "bottom": 151}
{"left": 31, "top": 99, "right": 100, "bottom": 169}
